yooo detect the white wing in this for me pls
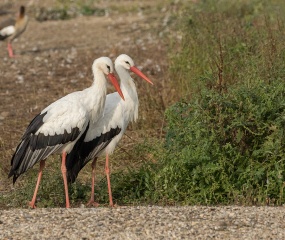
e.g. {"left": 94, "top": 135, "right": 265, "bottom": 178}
{"left": 40, "top": 98, "right": 88, "bottom": 137}
{"left": 0, "top": 25, "right": 15, "bottom": 37}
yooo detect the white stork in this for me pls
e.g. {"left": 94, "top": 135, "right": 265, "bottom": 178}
{"left": 66, "top": 54, "right": 153, "bottom": 206}
{"left": 0, "top": 6, "right": 29, "bottom": 57}
{"left": 8, "top": 57, "right": 124, "bottom": 208}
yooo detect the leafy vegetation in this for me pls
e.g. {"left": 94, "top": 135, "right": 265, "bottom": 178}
{"left": 158, "top": 82, "right": 285, "bottom": 205}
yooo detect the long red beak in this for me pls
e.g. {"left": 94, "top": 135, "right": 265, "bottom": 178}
{"left": 130, "top": 66, "right": 153, "bottom": 85}
{"left": 108, "top": 73, "right": 125, "bottom": 100}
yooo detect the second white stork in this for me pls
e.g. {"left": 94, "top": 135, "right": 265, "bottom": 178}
{"left": 8, "top": 57, "right": 124, "bottom": 208}
{"left": 66, "top": 54, "right": 153, "bottom": 206}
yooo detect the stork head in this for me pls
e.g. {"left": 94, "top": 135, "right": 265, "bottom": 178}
{"left": 92, "top": 57, "right": 124, "bottom": 100}
{"left": 19, "top": 6, "right": 26, "bottom": 18}
{"left": 93, "top": 56, "right": 115, "bottom": 75}
{"left": 115, "top": 54, "right": 153, "bottom": 85}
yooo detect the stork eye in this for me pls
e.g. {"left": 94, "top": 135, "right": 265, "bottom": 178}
{"left": 107, "top": 65, "right": 111, "bottom": 71}
{"left": 125, "top": 61, "right": 130, "bottom": 65}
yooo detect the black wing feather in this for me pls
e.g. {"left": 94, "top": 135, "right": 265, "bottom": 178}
{"left": 22, "top": 112, "right": 47, "bottom": 139}
{"left": 10, "top": 112, "right": 46, "bottom": 167}
{"left": 66, "top": 126, "right": 121, "bottom": 183}
{"left": 9, "top": 111, "right": 81, "bottom": 183}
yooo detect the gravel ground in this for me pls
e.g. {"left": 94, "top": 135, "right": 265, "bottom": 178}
{"left": 1, "top": 206, "right": 285, "bottom": 239}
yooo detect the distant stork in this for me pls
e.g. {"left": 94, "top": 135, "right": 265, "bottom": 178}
{"left": 0, "top": 6, "right": 28, "bottom": 57}
{"left": 66, "top": 54, "right": 153, "bottom": 206}
{"left": 9, "top": 57, "right": 124, "bottom": 208}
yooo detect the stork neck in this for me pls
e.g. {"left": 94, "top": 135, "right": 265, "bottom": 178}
{"left": 83, "top": 70, "right": 107, "bottom": 122}
{"left": 116, "top": 65, "right": 139, "bottom": 122}
{"left": 116, "top": 65, "right": 137, "bottom": 100}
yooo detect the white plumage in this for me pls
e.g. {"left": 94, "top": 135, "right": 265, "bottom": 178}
{"left": 66, "top": 54, "right": 153, "bottom": 206}
{"left": 9, "top": 56, "right": 124, "bottom": 208}
{"left": 0, "top": 26, "right": 15, "bottom": 37}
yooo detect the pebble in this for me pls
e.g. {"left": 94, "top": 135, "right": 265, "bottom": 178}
{"left": 0, "top": 206, "right": 285, "bottom": 239}
{"left": 16, "top": 75, "right": 24, "bottom": 84}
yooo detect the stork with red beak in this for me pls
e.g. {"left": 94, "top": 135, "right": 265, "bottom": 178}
{"left": 66, "top": 54, "right": 153, "bottom": 206}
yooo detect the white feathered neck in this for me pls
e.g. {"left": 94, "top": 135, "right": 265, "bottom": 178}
{"left": 115, "top": 64, "right": 139, "bottom": 123}
{"left": 82, "top": 67, "right": 107, "bottom": 123}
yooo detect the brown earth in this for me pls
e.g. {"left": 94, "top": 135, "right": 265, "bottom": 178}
{"left": 0, "top": 1, "right": 176, "bottom": 204}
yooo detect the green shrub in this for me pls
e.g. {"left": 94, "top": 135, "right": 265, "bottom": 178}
{"left": 158, "top": 81, "right": 285, "bottom": 205}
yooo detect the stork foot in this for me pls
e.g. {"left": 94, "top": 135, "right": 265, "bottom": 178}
{"left": 109, "top": 203, "right": 118, "bottom": 208}
{"left": 87, "top": 200, "right": 100, "bottom": 207}
{"left": 28, "top": 201, "right": 36, "bottom": 209}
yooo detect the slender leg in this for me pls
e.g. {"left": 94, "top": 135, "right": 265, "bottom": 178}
{"left": 87, "top": 158, "right": 99, "bottom": 207}
{"left": 7, "top": 43, "right": 15, "bottom": 58}
{"left": 29, "top": 160, "right": 45, "bottom": 208}
{"left": 105, "top": 153, "right": 114, "bottom": 207}
{"left": 61, "top": 152, "right": 70, "bottom": 208}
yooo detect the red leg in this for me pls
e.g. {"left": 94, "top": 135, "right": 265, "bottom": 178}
{"left": 87, "top": 158, "right": 99, "bottom": 207}
{"left": 105, "top": 153, "right": 114, "bottom": 207}
{"left": 29, "top": 160, "right": 45, "bottom": 208}
{"left": 61, "top": 152, "right": 70, "bottom": 208}
{"left": 7, "top": 43, "right": 15, "bottom": 58}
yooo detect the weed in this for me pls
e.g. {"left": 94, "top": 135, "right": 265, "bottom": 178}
{"left": 170, "top": 0, "right": 285, "bottom": 98}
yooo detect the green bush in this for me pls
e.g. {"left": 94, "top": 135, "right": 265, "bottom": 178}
{"left": 159, "top": 81, "right": 285, "bottom": 205}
